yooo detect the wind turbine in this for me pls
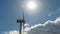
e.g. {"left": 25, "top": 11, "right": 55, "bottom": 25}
{"left": 17, "top": 9, "right": 25, "bottom": 34}
{"left": 16, "top": 1, "right": 38, "bottom": 34}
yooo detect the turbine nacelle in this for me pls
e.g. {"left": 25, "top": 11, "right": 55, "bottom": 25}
{"left": 17, "top": 19, "right": 25, "bottom": 23}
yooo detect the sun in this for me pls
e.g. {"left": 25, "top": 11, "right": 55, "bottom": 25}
{"left": 26, "top": 1, "right": 37, "bottom": 10}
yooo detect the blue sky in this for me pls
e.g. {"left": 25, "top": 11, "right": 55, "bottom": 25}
{"left": 0, "top": 0, "right": 60, "bottom": 34}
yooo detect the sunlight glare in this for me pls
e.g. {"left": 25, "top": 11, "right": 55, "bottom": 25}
{"left": 26, "top": 1, "right": 37, "bottom": 10}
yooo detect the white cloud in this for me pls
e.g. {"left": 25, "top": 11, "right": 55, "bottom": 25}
{"left": 2, "top": 17, "right": 60, "bottom": 34}
{"left": 27, "top": 17, "right": 60, "bottom": 34}
{"left": 3, "top": 30, "right": 19, "bottom": 34}
{"left": 24, "top": 23, "right": 29, "bottom": 27}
